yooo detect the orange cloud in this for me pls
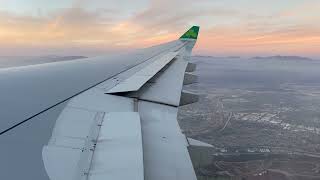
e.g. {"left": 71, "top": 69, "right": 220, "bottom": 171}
{"left": 195, "top": 26, "right": 320, "bottom": 57}
{"left": 0, "top": 1, "right": 319, "bottom": 58}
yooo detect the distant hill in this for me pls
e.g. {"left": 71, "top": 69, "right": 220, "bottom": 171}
{"left": 39, "top": 56, "right": 87, "bottom": 62}
{"left": 193, "top": 55, "right": 241, "bottom": 59}
{"left": 192, "top": 55, "right": 317, "bottom": 61}
{"left": 251, "top": 55, "right": 314, "bottom": 61}
{"left": 0, "top": 56, "right": 87, "bottom": 68}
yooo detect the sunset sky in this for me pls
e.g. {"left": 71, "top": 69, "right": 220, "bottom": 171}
{"left": 0, "top": 0, "right": 319, "bottom": 58}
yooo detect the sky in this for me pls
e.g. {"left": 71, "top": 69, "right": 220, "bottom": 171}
{"left": 0, "top": 0, "right": 319, "bottom": 58}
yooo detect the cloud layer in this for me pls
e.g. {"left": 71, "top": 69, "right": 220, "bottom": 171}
{"left": 0, "top": 0, "right": 319, "bottom": 57}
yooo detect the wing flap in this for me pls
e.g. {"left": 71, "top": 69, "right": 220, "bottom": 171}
{"left": 139, "top": 101, "right": 197, "bottom": 180}
{"left": 43, "top": 91, "right": 144, "bottom": 180}
{"left": 42, "top": 146, "right": 82, "bottom": 180}
{"left": 89, "top": 112, "right": 144, "bottom": 180}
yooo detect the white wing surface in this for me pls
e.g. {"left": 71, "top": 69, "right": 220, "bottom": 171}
{"left": 0, "top": 26, "right": 212, "bottom": 180}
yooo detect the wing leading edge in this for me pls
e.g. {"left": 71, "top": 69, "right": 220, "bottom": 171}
{"left": 41, "top": 26, "right": 213, "bottom": 180}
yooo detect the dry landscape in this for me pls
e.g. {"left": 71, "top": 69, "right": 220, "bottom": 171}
{"left": 178, "top": 56, "right": 320, "bottom": 180}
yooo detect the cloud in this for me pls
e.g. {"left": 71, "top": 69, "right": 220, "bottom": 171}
{"left": 0, "top": 0, "right": 216, "bottom": 53}
{"left": 0, "top": 0, "right": 319, "bottom": 57}
{"left": 195, "top": 24, "right": 320, "bottom": 58}
{"left": 0, "top": 7, "right": 119, "bottom": 43}
{"left": 130, "top": 0, "right": 240, "bottom": 31}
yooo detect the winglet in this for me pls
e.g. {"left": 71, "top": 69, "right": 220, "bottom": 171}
{"left": 179, "top": 26, "right": 200, "bottom": 40}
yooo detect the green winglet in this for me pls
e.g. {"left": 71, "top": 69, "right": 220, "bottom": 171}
{"left": 180, "top": 26, "right": 200, "bottom": 40}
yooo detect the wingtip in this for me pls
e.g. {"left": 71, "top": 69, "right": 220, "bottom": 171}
{"left": 179, "top": 26, "right": 200, "bottom": 40}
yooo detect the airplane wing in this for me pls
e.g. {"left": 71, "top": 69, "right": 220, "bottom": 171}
{"left": 0, "top": 26, "right": 213, "bottom": 180}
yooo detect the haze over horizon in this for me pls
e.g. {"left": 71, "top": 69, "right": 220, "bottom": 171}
{"left": 0, "top": 0, "right": 319, "bottom": 58}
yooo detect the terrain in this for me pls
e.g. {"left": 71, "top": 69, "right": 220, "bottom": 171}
{"left": 178, "top": 56, "right": 320, "bottom": 179}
